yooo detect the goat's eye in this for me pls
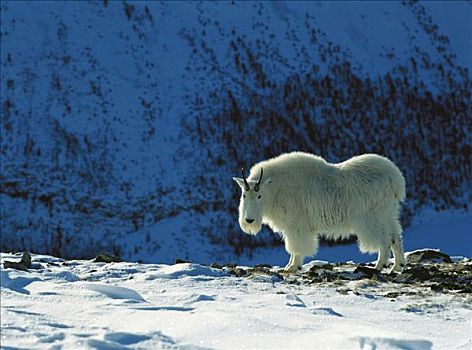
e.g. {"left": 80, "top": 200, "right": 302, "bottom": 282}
{"left": 258, "top": 195, "right": 262, "bottom": 199}
{"left": 243, "top": 194, "right": 246, "bottom": 198}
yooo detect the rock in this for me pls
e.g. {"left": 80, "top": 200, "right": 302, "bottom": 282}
{"left": 247, "top": 266, "right": 284, "bottom": 281}
{"left": 309, "top": 264, "right": 334, "bottom": 273}
{"left": 223, "top": 262, "right": 237, "bottom": 269}
{"left": 3, "top": 261, "right": 29, "bottom": 271}
{"left": 336, "top": 288, "right": 351, "bottom": 295}
{"left": 3, "top": 251, "right": 32, "bottom": 271}
{"left": 174, "top": 258, "right": 190, "bottom": 264}
{"left": 407, "top": 250, "right": 452, "bottom": 264}
{"left": 94, "top": 253, "right": 123, "bottom": 263}
{"left": 229, "top": 267, "right": 250, "bottom": 277}
{"left": 354, "top": 265, "right": 381, "bottom": 278}
{"left": 210, "top": 262, "right": 222, "bottom": 269}
{"left": 254, "top": 263, "right": 272, "bottom": 268}
{"left": 20, "top": 252, "right": 32, "bottom": 268}
{"left": 402, "top": 266, "right": 431, "bottom": 280}
{"left": 430, "top": 284, "right": 445, "bottom": 293}
{"left": 384, "top": 291, "right": 402, "bottom": 298}
{"left": 251, "top": 265, "right": 271, "bottom": 274}
{"left": 320, "top": 263, "right": 334, "bottom": 270}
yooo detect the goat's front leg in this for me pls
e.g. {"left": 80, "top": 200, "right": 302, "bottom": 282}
{"left": 284, "top": 254, "right": 294, "bottom": 271}
{"left": 284, "top": 254, "right": 303, "bottom": 273}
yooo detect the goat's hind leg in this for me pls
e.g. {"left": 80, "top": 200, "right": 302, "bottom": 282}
{"left": 374, "top": 245, "right": 390, "bottom": 271}
{"left": 390, "top": 231, "right": 406, "bottom": 273}
{"left": 355, "top": 217, "right": 391, "bottom": 271}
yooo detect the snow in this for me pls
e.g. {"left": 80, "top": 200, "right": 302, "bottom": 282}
{"left": 85, "top": 284, "right": 147, "bottom": 302}
{"left": 1, "top": 253, "right": 471, "bottom": 350}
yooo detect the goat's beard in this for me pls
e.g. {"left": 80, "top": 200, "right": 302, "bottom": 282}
{"left": 239, "top": 220, "right": 262, "bottom": 235}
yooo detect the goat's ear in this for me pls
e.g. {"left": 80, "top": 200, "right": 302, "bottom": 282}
{"left": 233, "top": 177, "right": 246, "bottom": 189}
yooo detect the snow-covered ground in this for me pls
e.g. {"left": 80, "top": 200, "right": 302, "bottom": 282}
{"left": 1, "top": 252, "right": 471, "bottom": 350}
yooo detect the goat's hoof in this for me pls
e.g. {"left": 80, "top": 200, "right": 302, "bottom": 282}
{"left": 391, "top": 264, "right": 405, "bottom": 273}
{"left": 390, "top": 264, "right": 405, "bottom": 273}
{"left": 284, "top": 265, "right": 301, "bottom": 273}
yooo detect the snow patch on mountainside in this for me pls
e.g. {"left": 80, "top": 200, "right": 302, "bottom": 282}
{"left": 1, "top": 1, "right": 471, "bottom": 261}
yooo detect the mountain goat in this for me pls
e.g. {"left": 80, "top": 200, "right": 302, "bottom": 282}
{"left": 233, "top": 152, "right": 406, "bottom": 273}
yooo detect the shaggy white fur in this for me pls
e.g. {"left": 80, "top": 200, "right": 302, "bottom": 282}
{"left": 233, "top": 152, "right": 406, "bottom": 273}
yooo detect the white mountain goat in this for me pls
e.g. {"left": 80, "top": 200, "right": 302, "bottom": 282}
{"left": 233, "top": 152, "right": 406, "bottom": 273}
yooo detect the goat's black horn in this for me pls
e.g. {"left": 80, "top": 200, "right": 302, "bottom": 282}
{"left": 241, "top": 168, "right": 250, "bottom": 191}
{"left": 254, "top": 167, "right": 263, "bottom": 192}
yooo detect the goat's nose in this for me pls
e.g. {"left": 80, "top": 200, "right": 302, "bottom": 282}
{"left": 245, "top": 218, "right": 255, "bottom": 224}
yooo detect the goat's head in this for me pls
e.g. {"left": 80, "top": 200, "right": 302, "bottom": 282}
{"left": 233, "top": 167, "right": 270, "bottom": 235}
